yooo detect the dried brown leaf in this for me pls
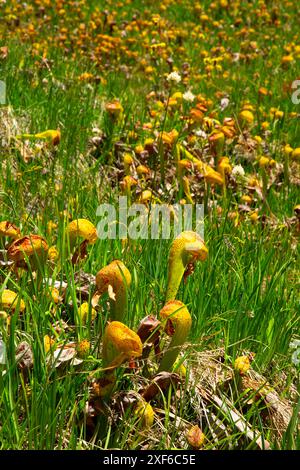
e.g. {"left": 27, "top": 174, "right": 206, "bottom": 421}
{"left": 141, "top": 372, "right": 181, "bottom": 401}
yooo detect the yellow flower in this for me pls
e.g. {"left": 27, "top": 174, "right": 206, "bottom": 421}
{"left": 16, "top": 129, "right": 61, "bottom": 146}
{"left": 120, "top": 175, "right": 137, "bottom": 193}
{"left": 242, "top": 103, "right": 255, "bottom": 112}
{"left": 161, "top": 129, "right": 179, "bottom": 146}
{"left": 76, "top": 339, "right": 91, "bottom": 358}
{"left": 78, "top": 72, "right": 94, "bottom": 81}
{"left": 258, "top": 87, "right": 268, "bottom": 96}
{"left": 259, "top": 156, "right": 270, "bottom": 168}
{"left": 171, "top": 91, "right": 183, "bottom": 102}
{"left": 77, "top": 302, "right": 97, "bottom": 324}
{"left": 138, "top": 190, "right": 153, "bottom": 203}
{"left": 292, "top": 148, "right": 300, "bottom": 161}
{"left": 47, "top": 221, "right": 57, "bottom": 235}
{"left": 254, "top": 135, "right": 262, "bottom": 145}
{"left": 284, "top": 144, "right": 293, "bottom": 156}
{"left": 241, "top": 195, "right": 252, "bottom": 205}
{"left": 249, "top": 211, "right": 259, "bottom": 223}
{"left": 44, "top": 335, "right": 55, "bottom": 353}
{"left": 48, "top": 287, "right": 60, "bottom": 304}
{"left": 281, "top": 55, "right": 294, "bottom": 64}
{"left": 137, "top": 165, "right": 151, "bottom": 177}
{"left": 48, "top": 245, "right": 59, "bottom": 261}
{"left": 269, "top": 159, "right": 276, "bottom": 167}
{"left": 190, "top": 108, "right": 204, "bottom": 123}
{"left": 275, "top": 110, "right": 284, "bottom": 119}
{"left": 168, "top": 97, "right": 178, "bottom": 107}
{"left": 123, "top": 153, "right": 134, "bottom": 175}
{"left": 239, "top": 109, "right": 254, "bottom": 126}
{"left": 222, "top": 124, "right": 236, "bottom": 139}
{"left": 234, "top": 356, "right": 251, "bottom": 375}
{"left": 0, "top": 289, "right": 25, "bottom": 313}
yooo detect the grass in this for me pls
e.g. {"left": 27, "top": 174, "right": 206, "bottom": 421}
{"left": 0, "top": 0, "right": 299, "bottom": 450}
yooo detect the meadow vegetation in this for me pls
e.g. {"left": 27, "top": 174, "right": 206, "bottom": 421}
{"left": 0, "top": 0, "right": 299, "bottom": 450}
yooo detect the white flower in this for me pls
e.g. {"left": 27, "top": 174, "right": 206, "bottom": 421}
{"left": 183, "top": 90, "right": 195, "bottom": 102}
{"left": 167, "top": 71, "right": 181, "bottom": 84}
{"left": 220, "top": 97, "right": 230, "bottom": 111}
{"left": 290, "top": 339, "right": 300, "bottom": 350}
{"left": 292, "top": 349, "right": 300, "bottom": 366}
{"left": 195, "top": 129, "right": 207, "bottom": 139}
{"left": 290, "top": 338, "right": 300, "bottom": 366}
{"left": 232, "top": 164, "right": 245, "bottom": 177}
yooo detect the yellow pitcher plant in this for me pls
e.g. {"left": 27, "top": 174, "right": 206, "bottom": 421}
{"left": 96, "top": 260, "right": 131, "bottom": 322}
{"left": 166, "top": 231, "right": 208, "bottom": 301}
{"left": 158, "top": 300, "right": 192, "bottom": 372}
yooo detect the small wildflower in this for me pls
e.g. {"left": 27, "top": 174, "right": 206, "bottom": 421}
{"left": 284, "top": 144, "right": 293, "bottom": 156}
{"left": 241, "top": 195, "right": 252, "bottom": 205}
{"left": 292, "top": 148, "right": 300, "bottom": 160}
{"left": 234, "top": 356, "right": 251, "bottom": 375}
{"left": 292, "top": 350, "right": 300, "bottom": 366}
{"left": 183, "top": 90, "right": 195, "bottom": 102}
{"left": 44, "top": 335, "right": 55, "bottom": 353}
{"left": 167, "top": 71, "right": 181, "bottom": 84}
{"left": 249, "top": 211, "right": 259, "bottom": 223}
{"left": 290, "top": 339, "right": 300, "bottom": 350}
{"left": 76, "top": 339, "right": 91, "bottom": 358}
{"left": 48, "top": 245, "right": 59, "bottom": 261}
{"left": 232, "top": 164, "right": 245, "bottom": 178}
{"left": 239, "top": 109, "right": 254, "bottom": 126}
{"left": 194, "top": 129, "right": 207, "bottom": 139}
{"left": 48, "top": 287, "right": 60, "bottom": 304}
{"left": 220, "top": 97, "right": 230, "bottom": 110}
{"left": 16, "top": 129, "right": 61, "bottom": 146}
{"left": 47, "top": 221, "right": 57, "bottom": 235}
{"left": 259, "top": 156, "right": 270, "bottom": 168}
{"left": 78, "top": 302, "right": 97, "bottom": 324}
